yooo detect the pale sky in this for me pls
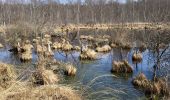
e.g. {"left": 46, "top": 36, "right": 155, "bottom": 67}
{"left": 60, "top": 0, "right": 127, "bottom": 4}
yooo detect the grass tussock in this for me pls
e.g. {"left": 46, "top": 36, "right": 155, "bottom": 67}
{"left": 132, "top": 73, "right": 169, "bottom": 97}
{"left": 96, "top": 45, "right": 111, "bottom": 52}
{"left": 132, "top": 52, "right": 142, "bottom": 62}
{"left": 65, "top": 64, "right": 77, "bottom": 76}
{"left": 73, "top": 46, "right": 81, "bottom": 51}
{"left": 0, "top": 83, "right": 81, "bottom": 100}
{"left": 121, "top": 43, "right": 132, "bottom": 49}
{"left": 132, "top": 73, "right": 149, "bottom": 88}
{"left": 112, "top": 60, "right": 133, "bottom": 73}
{"left": 139, "top": 43, "right": 147, "bottom": 51}
{"left": 61, "top": 41, "right": 73, "bottom": 51}
{"left": 80, "top": 35, "right": 94, "bottom": 41}
{"left": 52, "top": 42, "right": 62, "bottom": 49}
{"left": 110, "top": 43, "right": 117, "bottom": 48}
{"left": 20, "top": 41, "right": 33, "bottom": 61}
{"left": 32, "top": 39, "right": 39, "bottom": 44}
{"left": 35, "top": 44, "right": 47, "bottom": 53}
{"left": 0, "top": 62, "right": 16, "bottom": 90}
{"left": 0, "top": 43, "right": 4, "bottom": 48}
{"left": 145, "top": 78, "right": 169, "bottom": 96}
{"left": 44, "top": 34, "right": 51, "bottom": 38}
{"left": 80, "top": 49, "right": 97, "bottom": 60}
{"left": 32, "top": 62, "right": 59, "bottom": 85}
{"left": 20, "top": 52, "right": 32, "bottom": 61}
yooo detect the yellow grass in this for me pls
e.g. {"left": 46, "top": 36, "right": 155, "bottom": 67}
{"left": 96, "top": 45, "right": 111, "bottom": 52}
{"left": 32, "top": 39, "right": 39, "bottom": 44}
{"left": 73, "top": 46, "right": 81, "bottom": 51}
{"left": 145, "top": 78, "right": 169, "bottom": 96}
{"left": 22, "top": 44, "right": 33, "bottom": 52}
{"left": 20, "top": 52, "right": 32, "bottom": 61}
{"left": 110, "top": 43, "right": 117, "bottom": 48}
{"left": 65, "top": 64, "right": 77, "bottom": 76}
{"left": 44, "top": 34, "right": 51, "bottom": 38}
{"left": 35, "top": 44, "right": 47, "bottom": 53}
{"left": 132, "top": 52, "right": 142, "bottom": 62}
{"left": 80, "top": 49, "right": 97, "bottom": 60}
{"left": 52, "top": 42, "right": 62, "bottom": 49}
{"left": 62, "top": 41, "right": 73, "bottom": 51}
{"left": 0, "top": 62, "right": 16, "bottom": 90}
{"left": 0, "top": 43, "right": 3, "bottom": 48}
{"left": 112, "top": 60, "right": 133, "bottom": 73}
{"left": 80, "top": 35, "right": 94, "bottom": 41}
{"left": 0, "top": 83, "right": 81, "bottom": 100}
{"left": 132, "top": 73, "right": 149, "bottom": 88}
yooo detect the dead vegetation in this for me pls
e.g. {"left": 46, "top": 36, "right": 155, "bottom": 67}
{"left": 96, "top": 45, "right": 111, "bottom": 52}
{"left": 61, "top": 41, "right": 73, "bottom": 51}
{"left": 132, "top": 73, "right": 169, "bottom": 97}
{"left": 73, "top": 46, "right": 81, "bottom": 51}
{"left": 0, "top": 62, "right": 16, "bottom": 90}
{"left": 132, "top": 52, "right": 143, "bottom": 62}
{"left": 110, "top": 43, "right": 117, "bottom": 48}
{"left": 80, "top": 49, "right": 97, "bottom": 60}
{"left": 132, "top": 73, "right": 149, "bottom": 88}
{"left": 111, "top": 60, "right": 133, "bottom": 73}
{"left": 20, "top": 41, "right": 33, "bottom": 61}
{"left": 80, "top": 35, "right": 94, "bottom": 41}
{"left": 52, "top": 42, "right": 62, "bottom": 49}
{"left": 0, "top": 84, "right": 81, "bottom": 100}
{"left": 65, "top": 63, "right": 77, "bottom": 76}
{"left": 0, "top": 43, "right": 3, "bottom": 48}
{"left": 32, "top": 60, "right": 59, "bottom": 85}
{"left": 35, "top": 44, "right": 47, "bottom": 53}
{"left": 0, "top": 60, "right": 81, "bottom": 100}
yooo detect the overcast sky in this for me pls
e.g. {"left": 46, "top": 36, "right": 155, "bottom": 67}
{"left": 60, "top": 0, "right": 127, "bottom": 4}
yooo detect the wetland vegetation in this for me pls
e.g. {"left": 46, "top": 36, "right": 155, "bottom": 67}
{"left": 0, "top": 0, "right": 170, "bottom": 100}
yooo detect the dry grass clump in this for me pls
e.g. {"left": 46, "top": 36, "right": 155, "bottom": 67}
{"left": 35, "top": 44, "right": 47, "bottom": 53}
{"left": 20, "top": 52, "right": 32, "bottom": 62}
{"left": 132, "top": 73, "right": 169, "bottom": 97}
{"left": 110, "top": 43, "right": 117, "bottom": 48}
{"left": 0, "top": 62, "right": 16, "bottom": 90}
{"left": 65, "top": 64, "right": 77, "bottom": 76}
{"left": 73, "top": 46, "right": 81, "bottom": 51}
{"left": 44, "top": 34, "right": 51, "bottom": 38}
{"left": 145, "top": 78, "right": 169, "bottom": 96}
{"left": 80, "top": 49, "right": 97, "bottom": 60}
{"left": 0, "top": 43, "right": 4, "bottom": 48}
{"left": 1, "top": 84, "right": 81, "bottom": 100}
{"left": 32, "top": 62, "right": 59, "bottom": 85}
{"left": 62, "top": 41, "right": 73, "bottom": 51}
{"left": 121, "top": 43, "right": 132, "bottom": 49}
{"left": 32, "top": 39, "right": 39, "bottom": 44}
{"left": 52, "top": 42, "right": 62, "bottom": 49}
{"left": 159, "top": 43, "right": 166, "bottom": 49}
{"left": 139, "top": 43, "right": 147, "bottom": 51}
{"left": 132, "top": 73, "right": 149, "bottom": 88}
{"left": 111, "top": 60, "right": 133, "bottom": 73}
{"left": 80, "top": 35, "right": 94, "bottom": 41}
{"left": 132, "top": 52, "right": 142, "bottom": 62}
{"left": 20, "top": 42, "right": 33, "bottom": 61}
{"left": 44, "top": 51, "right": 54, "bottom": 57}
{"left": 21, "top": 44, "right": 33, "bottom": 52}
{"left": 102, "top": 35, "right": 111, "bottom": 39}
{"left": 96, "top": 45, "right": 111, "bottom": 52}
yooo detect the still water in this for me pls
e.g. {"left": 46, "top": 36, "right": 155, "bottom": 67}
{"left": 0, "top": 47, "right": 157, "bottom": 100}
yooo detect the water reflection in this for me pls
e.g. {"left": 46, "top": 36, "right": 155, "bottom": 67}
{"left": 0, "top": 48, "right": 158, "bottom": 99}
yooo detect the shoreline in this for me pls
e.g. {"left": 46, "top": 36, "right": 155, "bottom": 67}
{"left": 0, "top": 22, "right": 170, "bottom": 34}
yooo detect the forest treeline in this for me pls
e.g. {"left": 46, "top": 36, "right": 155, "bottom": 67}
{"left": 0, "top": 0, "right": 170, "bottom": 26}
